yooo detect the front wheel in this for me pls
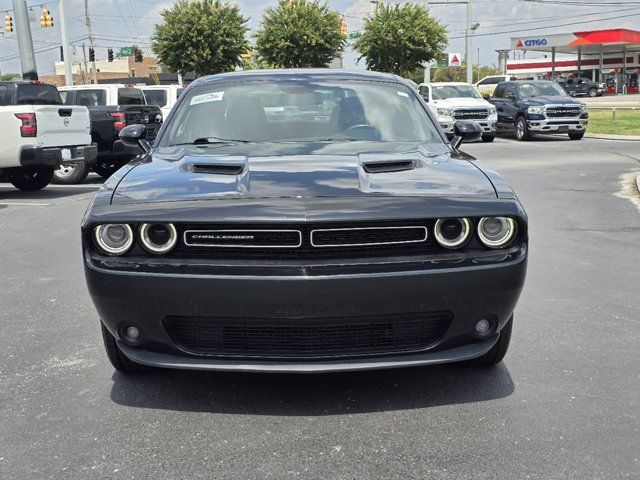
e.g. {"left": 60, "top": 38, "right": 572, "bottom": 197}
{"left": 470, "top": 316, "right": 513, "bottom": 366}
{"left": 53, "top": 162, "right": 89, "bottom": 184}
{"left": 101, "top": 323, "right": 151, "bottom": 374}
{"left": 481, "top": 134, "right": 495, "bottom": 143}
{"left": 515, "top": 117, "right": 532, "bottom": 141}
{"left": 10, "top": 166, "right": 54, "bottom": 191}
{"left": 588, "top": 88, "right": 598, "bottom": 97}
{"left": 569, "top": 132, "right": 585, "bottom": 140}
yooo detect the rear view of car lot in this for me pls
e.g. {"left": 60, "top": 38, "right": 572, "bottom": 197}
{"left": 1, "top": 136, "right": 638, "bottom": 479}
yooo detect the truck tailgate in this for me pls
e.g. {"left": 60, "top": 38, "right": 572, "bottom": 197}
{"left": 34, "top": 106, "right": 92, "bottom": 147}
{"left": 124, "top": 106, "right": 162, "bottom": 141}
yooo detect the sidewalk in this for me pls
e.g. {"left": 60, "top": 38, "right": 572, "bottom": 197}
{"left": 585, "top": 132, "right": 640, "bottom": 141}
{"left": 583, "top": 94, "right": 640, "bottom": 105}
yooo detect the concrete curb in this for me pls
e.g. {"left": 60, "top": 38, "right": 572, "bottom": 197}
{"left": 585, "top": 133, "right": 640, "bottom": 141}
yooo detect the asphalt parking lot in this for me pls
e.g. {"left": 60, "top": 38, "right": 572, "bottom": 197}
{"left": 1, "top": 136, "right": 639, "bottom": 479}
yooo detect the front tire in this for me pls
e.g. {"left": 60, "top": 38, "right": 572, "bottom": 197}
{"left": 53, "top": 162, "right": 89, "bottom": 184}
{"left": 101, "top": 323, "right": 151, "bottom": 374}
{"left": 10, "top": 166, "right": 54, "bottom": 191}
{"left": 588, "top": 88, "right": 598, "bottom": 97}
{"left": 94, "top": 159, "right": 120, "bottom": 179}
{"left": 515, "top": 116, "right": 532, "bottom": 141}
{"left": 481, "top": 134, "right": 495, "bottom": 143}
{"left": 471, "top": 316, "right": 513, "bottom": 366}
{"left": 569, "top": 132, "right": 584, "bottom": 140}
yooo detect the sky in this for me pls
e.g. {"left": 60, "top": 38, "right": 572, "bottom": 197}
{"left": 1, "top": 0, "right": 640, "bottom": 76}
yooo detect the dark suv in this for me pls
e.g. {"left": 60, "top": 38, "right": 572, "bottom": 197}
{"left": 558, "top": 77, "right": 604, "bottom": 97}
{"left": 489, "top": 80, "right": 588, "bottom": 141}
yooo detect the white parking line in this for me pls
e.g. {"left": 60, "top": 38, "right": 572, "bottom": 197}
{"left": 0, "top": 202, "right": 51, "bottom": 206}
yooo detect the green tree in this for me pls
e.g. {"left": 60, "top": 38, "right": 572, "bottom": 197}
{"left": 151, "top": 0, "right": 249, "bottom": 76}
{"left": 432, "top": 63, "right": 501, "bottom": 83}
{"left": 353, "top": 3, "right": 447, "bottom": 76}
{"left": 255, "top": 0, "right": 345, "bottom": 68}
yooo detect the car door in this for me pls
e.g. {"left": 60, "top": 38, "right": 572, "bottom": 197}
{"left": 497, "top": 83, "right": 519, "bottom": 128}
{"left": 492, "top": 83, "right": 511, "bottom": 129}
{"left": 576, "top": 78, "right": 589, "bottom": 95}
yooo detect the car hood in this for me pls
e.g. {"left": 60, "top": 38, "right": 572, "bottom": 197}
{"left": 111, "top": 142, "right": 497, "bottom": 205}
{"left": 522, "top": 95, "right": 582, "bottom": 106}
{"left": 431, "top": 98, "right": 491, "bottom": 108}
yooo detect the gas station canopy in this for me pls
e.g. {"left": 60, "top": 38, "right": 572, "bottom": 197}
{"left": 511, "top": 29, "right": 640, "bottom": 55}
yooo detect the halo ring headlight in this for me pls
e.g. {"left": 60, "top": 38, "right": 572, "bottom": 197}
{"left": 94, "top": 224, "right": 134, "bottom": 256}
{"left": 434, "top": 218, "right": 471, "bottom": 249}
{"left": 139, "top": 223, "right": 177, "bottom": 254}
{"left": 477, "top": 217, "right": 516, "bottom": 248}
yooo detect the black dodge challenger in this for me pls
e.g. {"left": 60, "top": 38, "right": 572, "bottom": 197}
{"left": 82, "top": 69, "right": 527, "bottom": 374}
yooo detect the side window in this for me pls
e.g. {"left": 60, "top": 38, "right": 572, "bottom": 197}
{"left": 478, "top": 77, "right": 498, "bottom": 86}
{"left": 118, "top": 88, "right": 145, "bottom": 105}
{"left": 493, "top": 84, "right": 506, "bottom": 98}
{"left": 505, "top": 84, "right": 517, "bottom": 98}
{"left": 418, "top": 85, "right": 429, "bottom": 100}
{"left": 75, "top": 89, "right": 106, "bottom": 107}
{"left": 0, "top": 85, "right": 9, "bottom": 105}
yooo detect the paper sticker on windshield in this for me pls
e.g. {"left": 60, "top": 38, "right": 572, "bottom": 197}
{"left": 397, "top": 91, "right": 409, "bottom": 98}
{"left": 190, "top": 91, "right": 224, "bottom": 105}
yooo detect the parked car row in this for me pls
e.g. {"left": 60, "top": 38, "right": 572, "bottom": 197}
{"left": 0, "top": 80, "right": 187, "bottom": 191}
{"left": 417, "top": 78, "right": 589, "bottom": 142}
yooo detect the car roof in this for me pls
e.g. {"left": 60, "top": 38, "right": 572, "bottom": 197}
{"left": 426, "top": 82, "right": 472, "bottom": 86}
{"left": 192, "top": 69, "right": 400, "bottom": 87}
{"left": 58, "top": 84, "right": 133, "bottom": 90}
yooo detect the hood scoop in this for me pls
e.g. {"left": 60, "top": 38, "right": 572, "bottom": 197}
{"left": 362, "top": 160, "right": 416, "bottom": 174}
{"left": 189, "top": 163, "right": 245, "bottom": 175}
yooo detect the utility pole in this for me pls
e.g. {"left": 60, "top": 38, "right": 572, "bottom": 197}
{"left": 12, "top": 0, "right": 38, "bottom": 80}
{"left": 84, "top": 0, "right": 98, "bottom": 84}
{"left": 465, "top": 0, "right": 472, "bottom": 83}
{"left": 423, "top": 0, "right": 430, "bottom": 84}
{"left": 59, "top": 0, "right": 73, "bottom": 85}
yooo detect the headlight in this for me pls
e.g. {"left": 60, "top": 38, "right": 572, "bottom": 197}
{"left": 437, "top": 108, "right": 452, "bottom": 117}
{"left": 527, "top": 106, "right": 545, "bottom": 115}
{"left": 139, "top": 223, "right": 178, "bottom": 254}
{"left": 489, "top": 107, "right": 497, "bottom": 116}
{"left": 434, "top": 218, "right": 471, "bottom": 249}
{"left": 477, "top": 217, "right": 516, "bottom": 248}
{"left": 579, "top": 104, "right": 588, "bottom": 113}
{"left": 94, "top": 224, "right": 134, "bottom": 255}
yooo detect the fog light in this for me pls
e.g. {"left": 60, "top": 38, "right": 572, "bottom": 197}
{"left": 475, "top": 319, "right": 491, "bottom": 335}
{"left": 125, "top": 326, "right": 140, "bottom": 340}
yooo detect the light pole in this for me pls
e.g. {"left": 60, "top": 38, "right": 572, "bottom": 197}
{"left": 59, "top": 0, "right": 73, "bottom": 85}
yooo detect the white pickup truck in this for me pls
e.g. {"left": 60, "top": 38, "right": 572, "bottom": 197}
{"left": 140, "top": 85, "right": 184, "bottom": 119}
{"left": 418, "top": 82, "right": 498, "bottom": 142}
{"left": 0, "top": 81, "right": 96, "bottom": 191}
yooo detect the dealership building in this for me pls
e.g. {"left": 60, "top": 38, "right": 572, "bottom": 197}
{"left": 504, "top": 29, "right": 640, "bottom": 94}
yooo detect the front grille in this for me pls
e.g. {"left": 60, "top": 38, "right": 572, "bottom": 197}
{"left": 164, "top": 312, "right": 453, "bottom": 358}
{"left": 171, "top": 221, "right": 440, "bottom": 259}
{"left": 546, "top": 107, "right": 580, "bottom": 118}
{"left": 452, "top": 109, "right": 488, "bottom": 120}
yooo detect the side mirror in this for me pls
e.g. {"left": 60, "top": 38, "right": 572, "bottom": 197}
{"left": 421, "top": 94, "right": 429, "bottom": 102}
{"left": 451, "top": 121, "right": 482, "bottom": 149}
{"left": 482, "top": 93, "right": 491, "bottom": 101}
{"left": 505, "top": 92, "right": 515, "bottom": 100}
{"left": 119, "top": 124, "right": 151, "bottom": 154}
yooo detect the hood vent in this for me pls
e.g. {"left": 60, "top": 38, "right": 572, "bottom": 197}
{"left": 189, "top": 163, "right": 244, "bottom": 175}
{"left": 362, "top": 160, "right": 416, "bottom": 174}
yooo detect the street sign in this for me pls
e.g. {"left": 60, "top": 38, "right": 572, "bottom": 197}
{"left": 119, "top": 47, "right": 134, "bottom": 56}
{"left": 448, "top": 53, "right": 462, "bottom": 67}
{"left": 436, "top": 55, "right": 448, "bottom": 68}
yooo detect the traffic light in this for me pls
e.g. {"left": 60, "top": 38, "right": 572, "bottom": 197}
{"left": 340, "top": 16, "right": 347, "bottom": 37}
{"left": 40, "top": 8, "right": 54, "bottom": 28}
{"left": 89, "top": 48, "right": 95, "bottom": 62}
{"left": 4, "top": 15, "right": 13, "bottom": 33}
{"left": 107, "top": 48, "right": 114, "bottom": 62}
{"left": 134, "top": 48, "right": 143, "bottom": 63}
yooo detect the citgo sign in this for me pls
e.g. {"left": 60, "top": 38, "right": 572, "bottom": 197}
{"left": 516, "top": 38, "right": 548, "bottom": 47}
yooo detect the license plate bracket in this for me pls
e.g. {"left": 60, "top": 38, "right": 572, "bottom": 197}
{"left": 61, "top": 148, "right": 72, "bottom": 161}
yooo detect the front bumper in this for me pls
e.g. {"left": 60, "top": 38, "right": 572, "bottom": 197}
{"left": 86, "top": 245, "right": 527, "bottom": 373}
{"left": 20, "top": 144, "right": 98, "bottom": 168}
{"left": 440, "top": 119, "right": 496, "bottom": 136}
{"left": 527, "top": 117, "right": 588, "bottom": 133}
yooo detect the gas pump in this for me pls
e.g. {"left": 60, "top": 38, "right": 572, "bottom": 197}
{"left": 605, "top": 73, "right": 617, "bottom": 95}
{"left": 627, "top": 71, "right": 639, "bottom": 94}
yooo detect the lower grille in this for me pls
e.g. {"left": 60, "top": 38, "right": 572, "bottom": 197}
{"left": 165, "top": 312, "right": 452, "bottom": 359}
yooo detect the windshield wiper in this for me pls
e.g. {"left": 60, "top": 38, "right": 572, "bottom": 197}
{"left": 170, "top": 137, "right": 251, "bottom": 147}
